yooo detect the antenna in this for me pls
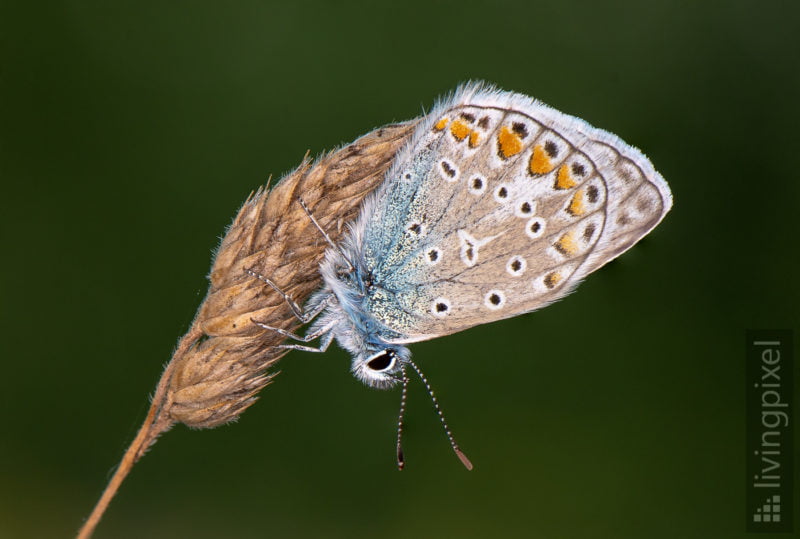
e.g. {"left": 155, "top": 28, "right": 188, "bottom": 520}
{"left": 399, "top": 359, "right": 473, "bottom": 471}
{"left": 396, "top": 372, "right": 409, "bottom": 470}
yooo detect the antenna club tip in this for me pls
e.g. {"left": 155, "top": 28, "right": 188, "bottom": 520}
{"left": 455, "top": 448, "right": 474, "bottom": 471}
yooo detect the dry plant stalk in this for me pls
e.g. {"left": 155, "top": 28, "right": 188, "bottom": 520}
{"left": 77, "top": 120, "right": 418, "bottom": 538}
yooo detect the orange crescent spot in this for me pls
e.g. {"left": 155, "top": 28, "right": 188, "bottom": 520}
{"left": 497, "top": 126, "right": 523, "bottom": 158}
{"left": 567, "top": 189, "right": 586, "bottom": 216}
{"left": 555, "top": 163, "right": 577, "bottom": 189}
{"left": 554, "top": 231, "right": 578, "bottom": 256}
{"left": 468, "top": 130, "right": 480, "bottom": 148}
{"left": 434, "top": 117, "right": 449, "bottom": 131}
{"left": 529, "top": 145, "right": 555, "bottom": 174}
{"left": 449, "top": 120, "right": 470, "bottom": 141}
{"left": 544, "top": 271, "right": 562, "bottom": 289}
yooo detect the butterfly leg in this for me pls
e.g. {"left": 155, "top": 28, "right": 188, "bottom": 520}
{"left": 252, "top": 320, "right": 336, "bottom": 353}
{"left": 296, "top": 198, "right": 355, "bottom": 273}
{"left": 245, "top": 268, "right": 332, "bottom": 323}
{"left": 274, "top": 331, "right": 335, "bottom": 354}
{"left": 250, "top": 316, "right": 337, "bottom": 352}
{"left": 250, "top": 317, "right": 333, "bottom": 343}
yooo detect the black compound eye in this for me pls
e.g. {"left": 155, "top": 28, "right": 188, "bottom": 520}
{"left": 367, "top": 350, "right": 395, "bottom": 371}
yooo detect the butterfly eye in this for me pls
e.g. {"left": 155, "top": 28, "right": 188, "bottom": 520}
{"left": 366, "top": 350, "right": 396, "bottom": 372}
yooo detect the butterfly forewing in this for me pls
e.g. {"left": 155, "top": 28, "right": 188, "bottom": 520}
{"left": 357, "top": 85, "right": 671, "bottom": 341}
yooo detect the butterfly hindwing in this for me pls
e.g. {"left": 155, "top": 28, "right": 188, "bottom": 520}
{"left": 355, "top": 84, "right": 671, "bottom": 342}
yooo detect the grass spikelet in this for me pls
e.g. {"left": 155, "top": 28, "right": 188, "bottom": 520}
{"left": 77, "top": 120, "right": 418, "bottom": 538}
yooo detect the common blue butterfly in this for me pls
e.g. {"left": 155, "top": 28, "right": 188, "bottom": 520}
{"left": 251, "top": 82, "right": 672, "bottom": 469}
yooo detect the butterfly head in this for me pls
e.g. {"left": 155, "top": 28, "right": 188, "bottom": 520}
{"left": 352, "top": 346, "right": 409, "bottom": 389}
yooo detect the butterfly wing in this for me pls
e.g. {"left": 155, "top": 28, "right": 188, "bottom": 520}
{"left": 356, "top": 83, "right": 672, "bottom": 342}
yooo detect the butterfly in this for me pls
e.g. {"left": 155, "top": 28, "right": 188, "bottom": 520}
{"left": 250, "top": 82, "right": 672, "bottom": 469}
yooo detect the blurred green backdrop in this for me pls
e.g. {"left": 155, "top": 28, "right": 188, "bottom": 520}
{"left": 2, "top": 1, "right": 798, "bottom": 538}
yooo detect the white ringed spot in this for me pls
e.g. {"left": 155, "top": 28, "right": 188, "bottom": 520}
{"left": 514, "top": 199, "right": 537, "bottom": 218}
{"left": 484, "top": 290, "right": 506, "bottom": 310}
{"left": 439, "top": 159, "right": 459, "bottom": 182}
{"left": 431, "top": 297, "right": 451, "bottom": 318}
{"left": 493, "top": 183, "right": 511, "bottom": 203}
{"left": 406, "top": 220, "right": 426, "bottom": 237}
{"left": 468, "top": 175, "right": 487, "bottom": 195}
{"left": 424, "top": 247, "right": 442, "bottom": 266}
{"left": 525, "top": 217, "right": 546, "bottom": 239}
{"left": 506, "top": 255, "right": 527, "bottom": 277}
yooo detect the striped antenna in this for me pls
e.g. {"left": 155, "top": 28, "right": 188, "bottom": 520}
{"left": 403, "top": 359, "right": 473, "bottom": 470}
{"left": 395, "top": 372, "right": 409, "bottom": 470}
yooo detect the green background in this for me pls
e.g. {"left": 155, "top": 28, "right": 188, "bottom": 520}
{"left": 2, "top": 1, "right": 798, "bottom": 537}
